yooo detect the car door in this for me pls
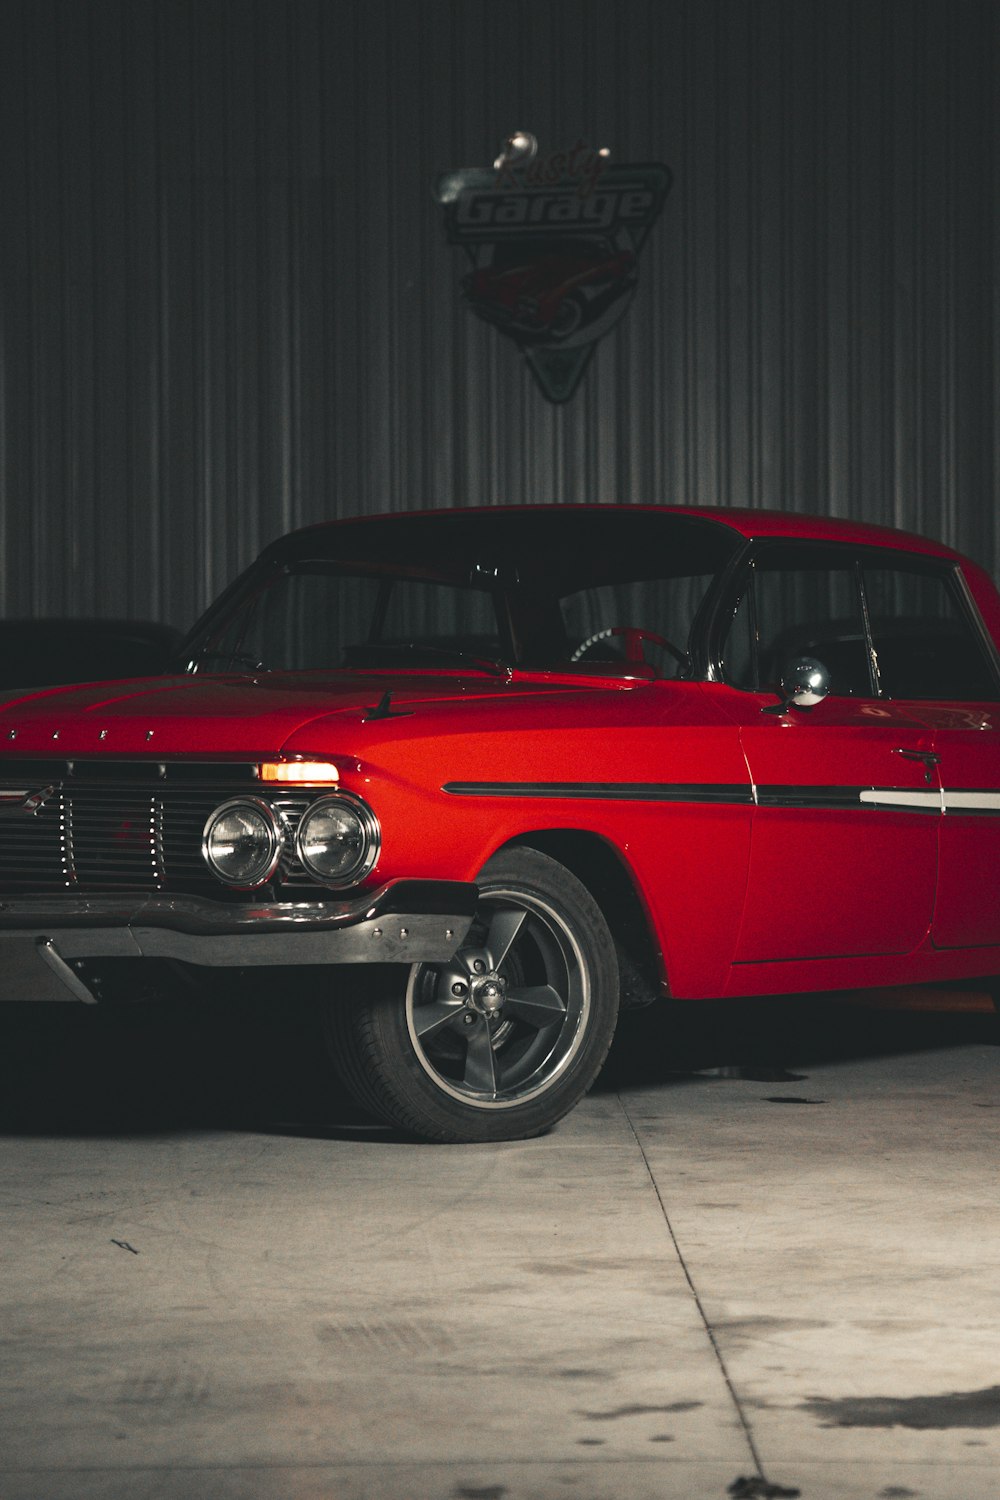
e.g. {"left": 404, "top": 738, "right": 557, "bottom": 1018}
{"left": 927, "top": 711, "right": 1000, "bottom": 947}
{"left": 861, "top": 559, "right": 1000, "bottom": 950}
{"left": 711, "top": 543, "right": 940, "bottom": 963}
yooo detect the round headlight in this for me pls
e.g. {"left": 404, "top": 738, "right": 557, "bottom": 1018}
{"left": 202, "top": 798, "right": 283, "bottom": 888}
{"left": 295, "top": 795, "right": 380, "bottom": 888}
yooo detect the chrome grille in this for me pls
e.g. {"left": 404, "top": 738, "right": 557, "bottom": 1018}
{"left": 0, "top": 768, "right": 317, "bottom": 893}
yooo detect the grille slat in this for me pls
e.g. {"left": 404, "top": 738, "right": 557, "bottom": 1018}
{"left": 0, "top": 778, "right": 315, "bottom": 894}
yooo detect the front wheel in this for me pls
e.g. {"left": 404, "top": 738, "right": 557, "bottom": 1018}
{"left": 324, "top": 848, "right": 619, "bottom": 1142}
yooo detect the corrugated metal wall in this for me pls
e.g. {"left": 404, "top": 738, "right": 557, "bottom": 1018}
{"left": 0, "top": 0, "right": 997, "bottom": 627}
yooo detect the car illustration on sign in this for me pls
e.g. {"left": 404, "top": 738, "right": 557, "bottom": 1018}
{"left": 461, "top": 238, "right": 637, "bottom": 342}
{"left": 435, "top": 142, "right": 671, "bottom": 400}
{"left": 0, "top": 505, "right": 998, "bottom": 1142}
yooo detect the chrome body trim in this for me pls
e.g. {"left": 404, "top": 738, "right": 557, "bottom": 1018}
{"left": 0, "top": 880, "right": 478, "bottom": 997}
{"left": 443, "top": 781, "right": 754, "bottom": 804}
{"left": 444, "top": 779, "right": 1000, "bottom": 817}
{"left": 37, "top": 936, "right": 100, "bottom": 1003}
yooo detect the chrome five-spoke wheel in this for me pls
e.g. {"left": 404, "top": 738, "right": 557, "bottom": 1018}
{"left": 407, "top": 884, "right": 591, "bottom": 1108}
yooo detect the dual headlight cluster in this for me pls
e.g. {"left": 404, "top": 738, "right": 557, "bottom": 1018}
{"left": 202, "top": 794, "right": 380, "bottom": 891}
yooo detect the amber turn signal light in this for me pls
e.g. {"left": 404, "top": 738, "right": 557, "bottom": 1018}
{"left": 259, "top": 761, "right": 340, "bottom": 784}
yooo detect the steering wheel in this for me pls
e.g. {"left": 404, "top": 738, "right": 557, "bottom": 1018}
{"left": 570, "top": 625, "right": 687, "bottom": 667}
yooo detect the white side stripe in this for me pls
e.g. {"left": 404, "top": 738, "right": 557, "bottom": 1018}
{"left": 859, "top": 789, "right": 943, "bottom": 811}
{"left": 858, "top": 788, "right": 1000, "bottom": 814}
{"left": 942, "top": 790, "right": 1000, "bottom": 813}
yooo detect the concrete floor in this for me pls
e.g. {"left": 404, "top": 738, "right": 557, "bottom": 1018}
{"left": 1, "top": 993, "right": 998, "bottom": 1500}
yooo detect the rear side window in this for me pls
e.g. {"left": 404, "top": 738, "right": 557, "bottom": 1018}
{"left": 863, "top": 564, "right": 998, "bottom": 700}
{"left": 720, "top": 545, "right": 999, "bottom": 702}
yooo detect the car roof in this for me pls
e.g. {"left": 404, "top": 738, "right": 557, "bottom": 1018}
{"left": 271, "top": 504, "right": 961, "bottom": 563}
{"left": 669, "top": 505, "right": 957, "bottom": 556}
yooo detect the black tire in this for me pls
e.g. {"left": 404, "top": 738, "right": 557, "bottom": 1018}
{"left": 323, "top": 847, "right": 620, "bottom": 1143}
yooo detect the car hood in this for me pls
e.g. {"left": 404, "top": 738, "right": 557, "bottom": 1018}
{"left": 0, "top": 670, "right": 636, "bottom": 759}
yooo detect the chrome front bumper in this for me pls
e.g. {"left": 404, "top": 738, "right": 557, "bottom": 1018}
{"left": 0, "top": 880, "right": 479, "bottom": 1003}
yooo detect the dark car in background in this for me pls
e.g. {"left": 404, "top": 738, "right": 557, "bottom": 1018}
{"left": 0, "top": 620, "right": 182, "bottom": 691}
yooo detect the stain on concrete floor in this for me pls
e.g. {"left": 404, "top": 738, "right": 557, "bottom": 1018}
{"left": 712, "top": 1315, "right": 829, "bottom": 1340}
{"left": 576, "top": 1400, "right": 703, "bottom": 1420}
{"left": 727, "top": 1477, "right": 801, "bottom": 1499}
{"left": 802, "top": 1384, "right": 1000, "bottom": 1429}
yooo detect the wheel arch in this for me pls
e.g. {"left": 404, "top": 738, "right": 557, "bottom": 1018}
{"left": 493, "top": 828, "right": 669, "bottom": 1006}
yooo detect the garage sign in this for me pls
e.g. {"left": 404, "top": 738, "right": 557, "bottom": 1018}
{"left": 435, "top": 135, "right": 671, "bottom": 402}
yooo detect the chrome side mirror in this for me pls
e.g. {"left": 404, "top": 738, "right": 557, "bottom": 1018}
{"left": 763, "top": 656, "right": 831, "bottom": 715}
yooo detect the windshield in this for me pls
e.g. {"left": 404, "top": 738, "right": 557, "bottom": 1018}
{"left": 181, "top": 510, "right": 739, "bottom": 679}
{"left": 193, "top": 566, "right": 507, "bottom": 675}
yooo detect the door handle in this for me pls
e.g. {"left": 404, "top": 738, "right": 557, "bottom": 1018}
{"left": 893, "top": 747, "right": 940, "bottom": 785}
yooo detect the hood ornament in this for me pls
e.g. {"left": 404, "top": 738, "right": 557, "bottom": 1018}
{"left": 364, "top": 691, "right": 413, "bottom": 723}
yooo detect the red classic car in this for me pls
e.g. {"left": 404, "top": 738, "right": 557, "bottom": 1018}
{"left": 1, "top": 505, "right": 998, "bottom": 1142}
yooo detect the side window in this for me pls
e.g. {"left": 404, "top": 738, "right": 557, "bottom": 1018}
{"left": 720, "top": 589, "right": 756, "bottom": 688}
{"left": 720, "top": 548, "right": 1000, "bottom": 702}
{"left": 377, "top": 578, "right": 500, "bottom": 651}
{"left": 863, "top": 564, "right": 999, "bottom": 701}
{"left": 722, "top": 548, "right": 872, "bottom": 697}
{"left": 559, "top": 574, "right": 714, "bottom": 678}
{"left": 217, "top": 570, "right": 387, "bottom": 670}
